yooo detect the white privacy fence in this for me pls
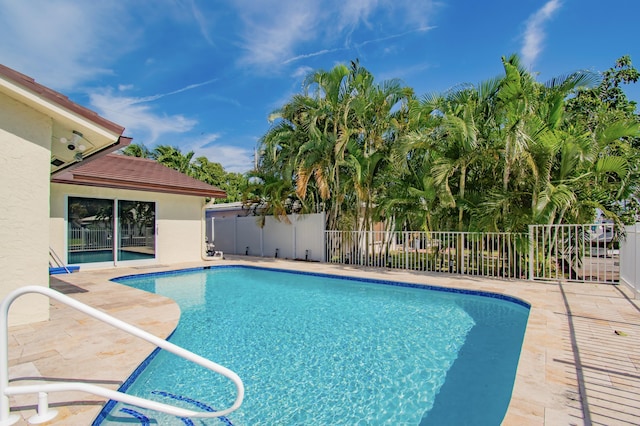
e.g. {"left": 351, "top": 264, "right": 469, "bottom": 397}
{"left": 620, "top": 224, "right": 639, "bottom": 295}
{"left": 210, "top": 213, "right": 326, "bottom": 262}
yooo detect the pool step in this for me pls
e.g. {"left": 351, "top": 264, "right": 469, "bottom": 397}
{"left": 116, "top": 392, "right": 234, "bottom": 425}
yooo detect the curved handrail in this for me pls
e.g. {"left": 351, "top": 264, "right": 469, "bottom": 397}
{"left": 0, "top": 286, "right": 244, "bottom": 424}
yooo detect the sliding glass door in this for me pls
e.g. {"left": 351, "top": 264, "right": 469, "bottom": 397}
{"left": 67, "top": 197, "right": 156, "bottom": 265}
{"left": 117, "top": 200, "right": 156, "bottom": 262}
{"left": 67, "top": 197, "right": 114, "bottom": 264}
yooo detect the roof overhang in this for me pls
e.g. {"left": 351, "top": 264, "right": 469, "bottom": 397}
{"left": 55, "top": 176, "right": 227, "bottom": 198}
{"left": 51, "top": 154, "right": 227, "bottom": 199}
{"left": 50, "top": 136, "right": 132, "bottom": 178}
{"left": 0, "top": 64, "right": 129, "bottom": 174}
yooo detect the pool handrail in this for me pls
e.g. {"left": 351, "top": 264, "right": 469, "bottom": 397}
{"left": 0, "top": 285, "right": 244, "bottom": 425}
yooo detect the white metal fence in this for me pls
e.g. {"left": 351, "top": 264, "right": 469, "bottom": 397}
{"left": 68, "top": 227, "right": 155, "bottom": 252}
{"left": 209, "top": 213, "right": 622, "bottom": 283}
{"left": 68, "top": 228, "right": 111, "bottom": 251}
{"left": 529, "top": 223, "right": 618, "bottom": 283}
{"left": 325, "top": 230, "right": 527, "bottom": 279}
{"left": 325, "top": 223, "right": 620, "bottom": 283}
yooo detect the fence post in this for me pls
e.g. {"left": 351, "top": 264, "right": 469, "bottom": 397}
{"left": 528, "top": 225, "right": 534, "bottom": 280}
{"left": 404, "top": 232, "right": 409, "bottom": 271}
{"left": 460, "top": 233, "right": 465, "bottom": 274}
{"left": 260, "top": 226, "right": 264, "bottom": 257}
{"left": 292, "top": 224, "right": 297, "bottom": 260}
{"left": 322, "top": 212, "right": 327, "bottom": 262}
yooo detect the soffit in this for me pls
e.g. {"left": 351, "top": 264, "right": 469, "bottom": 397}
{"left": 0, "top": 64, "right": 126, "bottom": 173}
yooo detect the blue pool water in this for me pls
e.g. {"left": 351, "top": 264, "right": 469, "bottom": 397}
{"left": 95, "top": 266, "right": 529, "bottom": 425}
{"left": 69, "top": 250, "right": 154, "bottom": 264}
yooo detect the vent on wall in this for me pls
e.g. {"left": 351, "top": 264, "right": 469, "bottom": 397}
{"left": 51, "top": 158, "right": 65, "bottom": 167}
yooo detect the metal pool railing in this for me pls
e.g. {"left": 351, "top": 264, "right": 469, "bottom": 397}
{"left": 1, "top": 286, "right": 244, "bottom": 425}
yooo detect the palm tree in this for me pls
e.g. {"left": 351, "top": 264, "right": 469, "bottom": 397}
{"left": 252, "top": 55, "right": 640, "bottom": 242}
{"left": 153, "top": 145, "right": 195, "bottom": 175}
{"left": 342, "top": 140, "right": 386, "bottom": 232}
{"left": 256, "top": 60, "right": 412, "bottom": 232}
{"left": 122, "top": 143, "right": 152, "bottom": 158}
{"left": 297, "top": 63, "right": 353, "bottom": 230}
{"left": 244, "top": 171, "right": 298, "bottom": 224}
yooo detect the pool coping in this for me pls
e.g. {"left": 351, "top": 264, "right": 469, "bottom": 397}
{"left": 5, "top": 256, "right": 640, "bottom": 425}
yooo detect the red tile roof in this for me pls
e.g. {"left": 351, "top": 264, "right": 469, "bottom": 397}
{"left": 0, "top": 63, "right": 125, "bottom": 135}
{"left": 52, "top": 154, "right": 227, "bottom": 198}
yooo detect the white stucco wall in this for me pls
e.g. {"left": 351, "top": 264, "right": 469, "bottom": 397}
{"left": 50, "top": 184, "right": 206, "bottom": 267}
{"left": 0, "top": 92, "right": 51, "bottom": 326}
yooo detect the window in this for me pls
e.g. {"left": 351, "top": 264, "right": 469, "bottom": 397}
{"left": 67, "top": 197, "right": 155, "bottom": 264}
{"left": 117, "top": 200, "right": 156, "bottom": 262}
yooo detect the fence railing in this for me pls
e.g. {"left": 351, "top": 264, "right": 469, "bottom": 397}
{"left": 325, "top": 230, "right": 527, "bottom": 279}
{"left": 325, "top": 224, "right": 620, "bottom": 283}
{"left": 529, "top": 223, "right": 618, "bottom": 283}
{"left": 68, "top": 227, "right": 155, "bottom": 252}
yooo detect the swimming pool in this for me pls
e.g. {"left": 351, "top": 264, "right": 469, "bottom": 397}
{"left": 95, "top": 266, "right": 529, "bottom": 425}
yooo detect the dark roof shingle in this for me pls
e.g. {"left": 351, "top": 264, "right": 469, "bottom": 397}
{"left": 0, "top": 63, "right": 125, "bottom": 135}
{"left": 52, "top": 154, "right": 227, "bottom": 198}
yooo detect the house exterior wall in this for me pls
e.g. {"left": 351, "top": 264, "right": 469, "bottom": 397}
{"left": 50, "top": 184, "right": 206, "bottom": 267}
{"left": 0, "top": 92, "right": 51, "bottom": 326}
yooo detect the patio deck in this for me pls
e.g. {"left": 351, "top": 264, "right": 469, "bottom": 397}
{"left": 5, "top": 257, "right": 640, "bottom": 425}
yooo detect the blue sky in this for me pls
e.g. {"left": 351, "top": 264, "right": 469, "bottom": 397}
{"left": 1, "top": 0, "right": 638, "bottom": 173}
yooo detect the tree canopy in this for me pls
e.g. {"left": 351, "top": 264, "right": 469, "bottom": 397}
{"left": 249, "top": 56, "right": 640, "bottom": 232}
{"left": 121, "top": 143, "right": 248, "bottom": 202}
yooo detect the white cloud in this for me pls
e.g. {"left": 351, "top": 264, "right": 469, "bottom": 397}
{"left": 0, "top": 0, "right": 134, "bottom": 90}
{"left": 89, "top": 86, "right": 254, "bottom": 173}
{"left": 204, "top": 94, "right": 242, "bottom": 108}
{"left": 193, "top": 143, "right": 255, "bottom": 174}
{"left": 89, "top": 89, "right": 197, "bottom": 145}
{"left": 88, "top": 77, "right": 219, "bottom": 143}
{"left": 192, "top": 132, "right": 223, "bottom": 147}
{"left": 521, "top": 0, "right": 562, "bottom": 67}
{"left": 232, "top": 0, "right": 438, "bottom": 70}
{"left": 283, "top": 49, "right": 344, "bottom": 65}
{"left": 126, "top": 79, "right": 218, "bottom": 105}
{"left": 234, "top": 0, "right": 319, "bottom": 68}
{"left": 292, "top": 66, "right": 314, "bottom": 79}
{"left": 187, "top": 0, "right": 215, "bottom": 46}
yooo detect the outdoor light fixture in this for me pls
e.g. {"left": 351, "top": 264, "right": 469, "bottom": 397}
{"left": 59, "top": 130, "right": 86, "bottom": 152}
